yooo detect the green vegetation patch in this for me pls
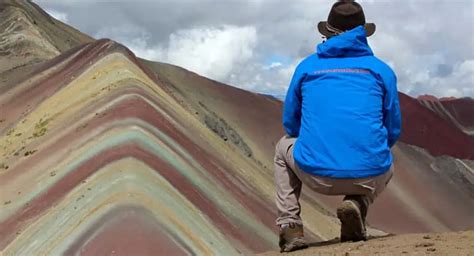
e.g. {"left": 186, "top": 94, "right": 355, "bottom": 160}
{"left": 33, "top": 118, "right": 49, "bottom": 137}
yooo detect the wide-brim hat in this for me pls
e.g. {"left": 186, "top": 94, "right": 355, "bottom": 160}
{"left": 318, "top": 0, "right": 376, "bottom": 37}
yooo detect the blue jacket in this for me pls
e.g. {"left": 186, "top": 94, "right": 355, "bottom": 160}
{"left": 283, "top": 26, "right": 401, "bottom": 179}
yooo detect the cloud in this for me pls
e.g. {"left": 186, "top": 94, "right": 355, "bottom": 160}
{"left": 263, "top": 62, "right": 283, "bottom": 70}
{"left": 416, "top": 60, "right": 474, "bottom": 97}
{"left": 165, "top": 26, "right": 257, "bottom": 81}
{"left": 367, "top": 1, "right": 474, "bottom": 98}
{"left": 96, "top": 25, "right": 257, "bottom": 82}
{"left": 37, "top": 1, "right": 474, "bottom": 98}
{"left": 44, "top": 8, "right": 68, "bottom": 23}
{"left": 94, "top": 24, "right": 164, "bottom": 61}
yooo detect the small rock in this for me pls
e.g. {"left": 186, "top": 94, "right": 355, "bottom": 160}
{"left": 4, "top": 200, "right": 12, "bottom": 205}
{"left": 24, "top": 150, "right": 37, "bottom": 156}
{"left": 427, "top": 248, "right": 436, "bottom": 252}
{"left": 416, "top": 242, "right": 435, "bottom": 248}
{"left": 423, "top": 235, "right": 431, "bottom": 239}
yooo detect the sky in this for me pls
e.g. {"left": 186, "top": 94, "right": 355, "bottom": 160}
{"left": 36, "top": 0, "right": 474, "bottom": 98}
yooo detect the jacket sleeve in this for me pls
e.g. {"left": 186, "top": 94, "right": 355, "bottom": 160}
{"left": 382, "top": 71, "right": 402, "bottom": 148}
{"left": 283, "top": 65, "right": 306, "bottom": 137}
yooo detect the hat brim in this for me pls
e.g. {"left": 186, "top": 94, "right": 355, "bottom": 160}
{"left": 317, "top": 21, "right": 376, "bottom": 37}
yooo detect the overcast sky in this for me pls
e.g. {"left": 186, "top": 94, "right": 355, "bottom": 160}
{"left": 36, "top": 0, "right": 473, "bottom": 98}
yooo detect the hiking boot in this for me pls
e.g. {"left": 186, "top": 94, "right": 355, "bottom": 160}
{"left": 278, "top": 223, "right": 308, "bottom": 252}
{"left": 337, "top": 197, "right": 368, "bottom": 242}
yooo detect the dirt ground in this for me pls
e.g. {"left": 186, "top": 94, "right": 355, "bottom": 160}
{"left": 258, "top": 230, "right": 474, "bottom": 256}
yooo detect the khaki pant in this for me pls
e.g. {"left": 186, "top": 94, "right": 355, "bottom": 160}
{"left": 274, "top": 136, "right": 393, "bottom": 226}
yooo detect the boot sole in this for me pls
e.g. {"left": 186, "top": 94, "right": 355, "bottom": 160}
{"left": 337, "top": 200, "right": 366, "bottom": 242}
{"left": 281, "top": 237, "right": 308, "bottom": 252}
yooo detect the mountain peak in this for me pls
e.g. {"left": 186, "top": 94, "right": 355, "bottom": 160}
{"left": 0, "top": 0, "right": 93, "bottom": 74}
{"left": 417, "top": 94, "right": 461, "bottom": 102}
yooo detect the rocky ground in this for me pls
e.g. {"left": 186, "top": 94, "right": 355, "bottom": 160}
{"left": 258, "top": 230, "right": 474, "bottom": 256}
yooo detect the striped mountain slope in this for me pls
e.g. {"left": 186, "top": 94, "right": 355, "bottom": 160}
{"left": 0, "top": 38, "right": 348, "bottom": 255}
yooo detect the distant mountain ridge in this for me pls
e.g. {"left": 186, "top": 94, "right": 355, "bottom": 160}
{"left": 417, "top": 94, "right": 469, "bottom": 102}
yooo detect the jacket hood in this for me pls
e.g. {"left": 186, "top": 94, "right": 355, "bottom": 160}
{"left": 316, "top": 25, "right": 373, "bottom": 58}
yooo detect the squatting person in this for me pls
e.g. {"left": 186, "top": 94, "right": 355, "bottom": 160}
{"left": 274, "top": 0, "right": 401, "bottom": 252}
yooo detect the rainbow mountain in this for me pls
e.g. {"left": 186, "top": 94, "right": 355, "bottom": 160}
{"left": 1, "top": 1, "right": 473, "bottom": 255}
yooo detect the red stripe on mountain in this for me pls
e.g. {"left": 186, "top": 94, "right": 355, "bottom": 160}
{"left": 399, "top": 93, "right": 474, "bottom": 160}
{"left": 64, "top": 205, "right": 189, "bottom": 255}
